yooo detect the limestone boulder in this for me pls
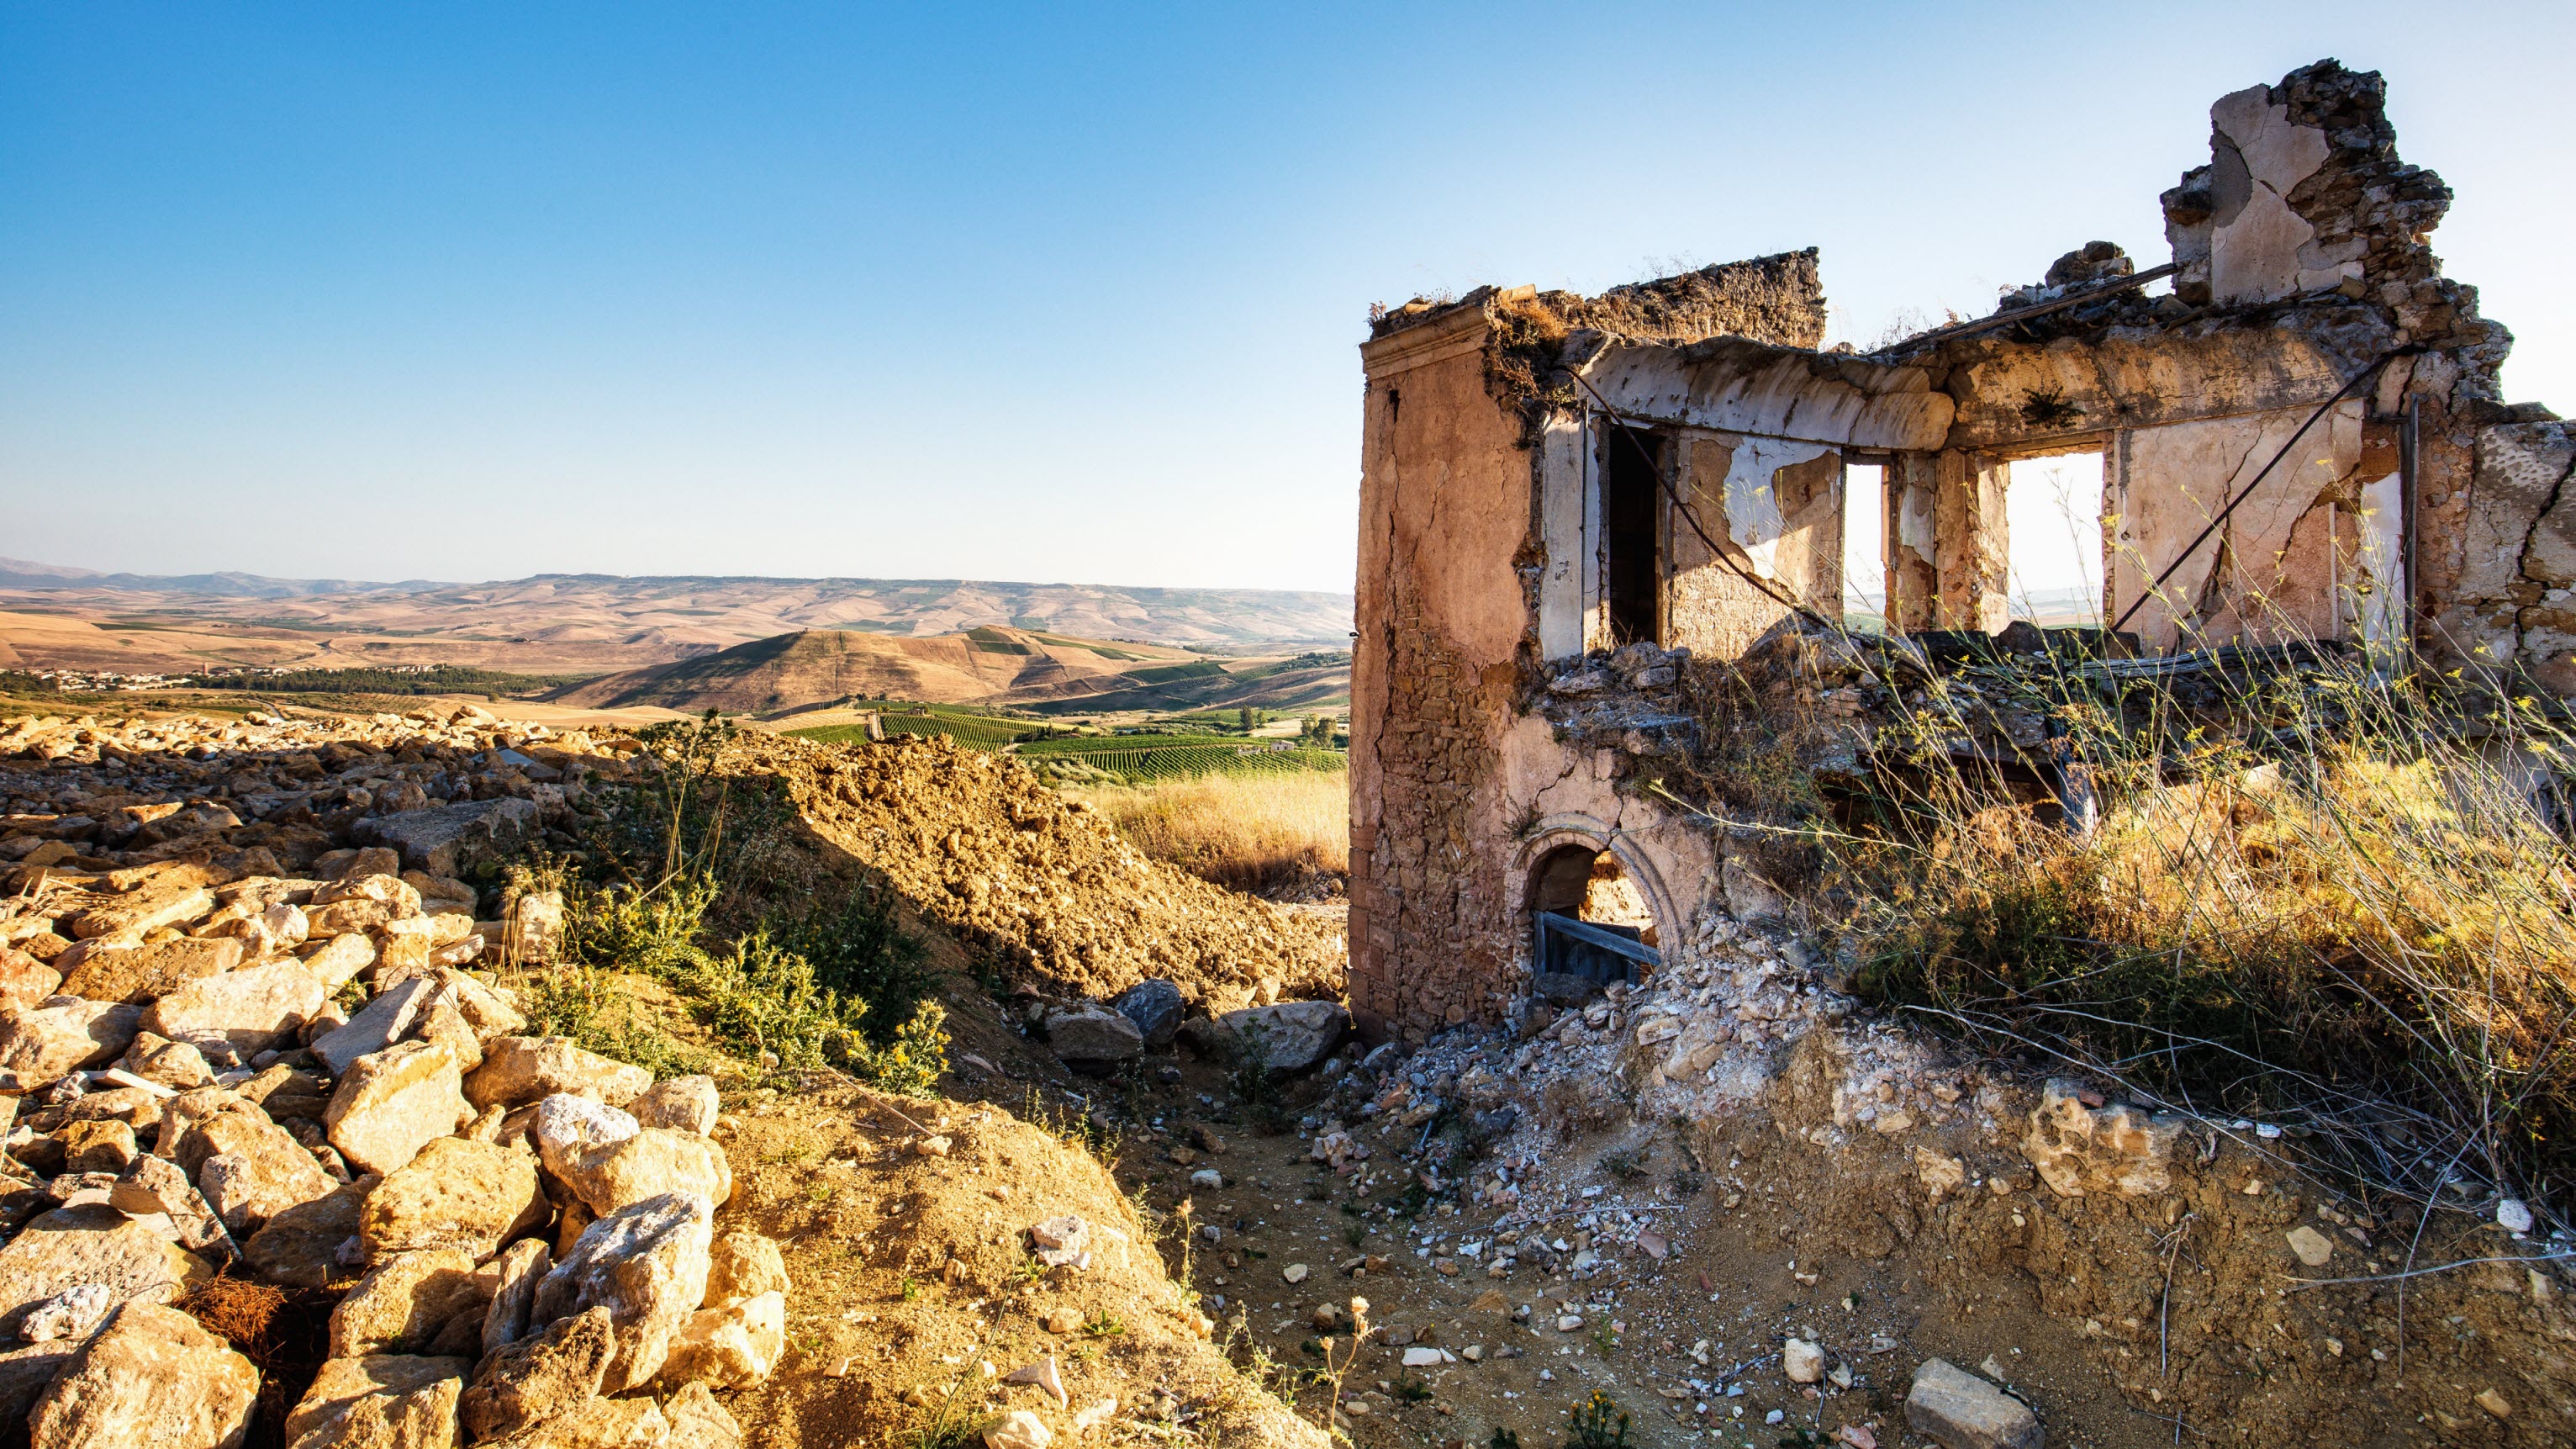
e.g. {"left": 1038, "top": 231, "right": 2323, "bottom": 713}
{"left": 0, "top": 1204, "right": 210, "bottom": 1338}
{"left": 244, "top": 1177, "right": 377, "bottom": 1290}
{"left": 1905, "top": 1357, "right": 2044, "bottom": 1449}
{"left": 662, "top": 1382, "right": 742, "bottom": 1449}
{"left": 626, "top": 1076, "right": 718, "bottom": 1135}
{"left": 25, "top": 1300, "right": 257, "bottom": 1449}
{"left": 328, "top": 1248, "right": 489, "bottom": 1359}
{"left": 298, "top": 934, "right": 377, "bottom": 992}
{"left": 482, "top": 1238, "right": 552, "bottom": 1356}
{"left": 141, "top": 960, "right": 330, "bottom": 1062}
{"left": 1111, "top": 978, "right": 1185, "bottom": 1047}
{"left": 553, "top": 1128, "right": 731, "bottom": 1219}
{"left": 464, "top": 1037, "right": 651, "bottom": 1111}
{"left": 357, "top": 798, "right": 541, "bottom": 881}
{"left": 704, "top": 1230, "right": 789, "bottom": 1304}
{"left": 1044, "top": 1007, "right": 1142, "bottom": 1068}
{"left": 478, "top": 1394, "right": 666, "bottom": 1447}
{"left": 459, "top": 1304, "right": 614, "bottom": 1441}
{"left": 184, "top": 1102, "right": 338, "bottom": 1235}
{"left": 113, "top": 1154, "right": 235, "bottom": 1259}
{"left": 0, "top": 1341, "right": 78, "bottom": 1432}
{"left": 118, "top": 1032, "right": 214, "bottom": 1090}
{"left": 655, "top": 1289, "right": 784, "bottom": 1390}
{"left": 359, "top": 1135, "right": 546, "bottom": 1263}
{"left": 0, "top": 950, "right": 64, "bottom": 1011}
{"left": 1185, "top": 1000, "right": 1347, "bottom": 1073}
{"left": 311, "top": 974, "right": 437, "bottom": 1077}
{"left": 282, "top": 1353, "right": 469, "bottom": 1449}
{"left": 58, "top": 883, "right": 216, "bottom": 942}
{"left": 2020, "top": 1078, "right": 2184, "bottom": 1198}
{"left": 410, "top": 1000, "right": 484, "bottom": 1073}
{"left": 55, "top": 1120, "right": 135, "bottom": 1176}
{"left": 0, "top": 997, "right": 143, "bottom": 1085}
{"left": 62, "top": 1085, "right": 166, "bottom": 1132}
{"left": 325, "top": 1040, "right": 470, "bottom": 1177}
{"left": 531, "top": 1093, "right": 638, "bottom": 1178}
{"left": 57, "top": 937, "right": 240, "bottom": 1005}
{"left": 531, "top": 1191, "right": 713, "bottom": 1392}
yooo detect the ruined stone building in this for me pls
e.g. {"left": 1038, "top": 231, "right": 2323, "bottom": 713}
{"left": 1346, "top": 60, "right": 2573, "bottom": 1040}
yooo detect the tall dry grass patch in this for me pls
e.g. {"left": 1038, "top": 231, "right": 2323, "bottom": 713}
{"left": 1069, "top": 769, "right": 1349, "bottom": 897}
{"left": 1849, "top": 651, "right": 2576, "bottom": 1203}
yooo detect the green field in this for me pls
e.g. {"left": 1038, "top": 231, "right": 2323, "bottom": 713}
{"left": 1015, "top": 732, "right": 1345, "bottom": 782}
{"left": 786, "top": 702, "right": 1036, "bottom": 750}
{"left": 788, "top": 709, "right": 1346, "bottom": 783}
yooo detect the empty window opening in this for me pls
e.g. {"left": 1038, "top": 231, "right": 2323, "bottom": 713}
{"left": 2005, "top": 452, "right": 2105, "bottom": 627}
{"left": 1602, "top": 426, "right": 1664, "bottom": 645}
{"left": 1529, "top": 843, "right": 1660, "bottom": 989}
{"left": 1842, "top": 458, "right": 1888, "bottom": 630}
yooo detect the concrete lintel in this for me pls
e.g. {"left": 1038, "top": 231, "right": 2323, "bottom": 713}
{"left": 1361, "top": 303, "right": 1493, "bottom": 380}
{"left": 1579, "top": 338, "right": 1952, "bottom": 452}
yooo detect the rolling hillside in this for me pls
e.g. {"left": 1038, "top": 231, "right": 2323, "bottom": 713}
{"left": 544, "top": 626, "right": 1204, "bottom": 712}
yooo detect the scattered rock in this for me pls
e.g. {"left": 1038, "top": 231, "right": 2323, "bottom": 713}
{"left": 461, "top": 1304, "right": 615, "bottom": 1441}
{"left": 483, "top": 1238, "right": 554, "bottom": 1357}
{"left": 0, "top": 997, "right": 143, "bottom": 1086}
{"left": 463, "top": 1037, "right": 651, "bottom": 1111}
{"left": 282, "top": 1352, "right": 470, "bottom": 1449}
{"left": 26, "top": 1301, "right": 257, "bottom": 1448}
{"left": 656, "top": 1289, "right": 784, "bottom": 1390}
{"left": 662, "top": 1381, "right": 743, "bottom": 1449}
{"left": 310, "top": 974, "right": 439, "bottom": 1077}
{"left": 329, "top": 1248, "right": 489, "bottom": 1358}
{"left": 1784, "top": 1337, "right": 1824, "bottom": 1383}
{"left": 2020, "top": 1079, "right": 2181, "bottom": 1198}
{"left": 1282, "top": 1263, "right": 1308, "bottom": 1285}
{"left": 18, "top": 1284, "right": 112, "bottom": 1344}
{"left": 626, "top": 1076, "right": 719, "bottom": 1135}
{"left": 2284, "top": 1225, "right": 2335, "bottom": 1268}
{"left": 1003, "top": 1354, "right": 1068, "bottom": 1409}
{"left": 1185, "top": 1001, "right": 1346, "bottom": 1072}
{"left": 325, "top": 1040, "right": 470, "bottom": 1177}
{"left": 1906, "top": 1358, "right": 2043, "bottom": 1449}
{"left": 1111, "top": 980, "right": 1185, "bottom": 1048}
{"left": 358, "top": 1135, "right": 546, "bottom": 1261}
{"left": 1030, "top": 1216, "right": 1090, "bottom": 1269}
{"left": 984, "top": 1409, "right": 1053, "bottom": 1449}
{"left": 357, "top": 798, "right": 542, "bottom": 881}
{"left": 57, "top": 938, "right": 240, "bottom": 1007}
{"left": 1044, "top": 1007, "right": 1143, "bottom": 1068}
{"left": 552, "top": 1127, "right": 732, "bottom": 1218}
{"left": 140, "top": 960, "right": 329, "bottom": 1062}
{"left": 243, "top": 1176, "right": 376, "bottom": 1289}
{"left": 531, "top": 1191, "right": 714, "bottom": 1393}
{"left": 705, "top": 1231, "right": 788, "bottom": 1304}
{"left": 0, "top": 1204, "right": 210, "bottom": 1338}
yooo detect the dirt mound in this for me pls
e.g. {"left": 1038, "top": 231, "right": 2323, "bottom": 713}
{"left": 723, "top": 731, "right": 1345, "bottom": 1010}
{"left": 716, "top": 1080, "right": 1326, "bottom": 1449}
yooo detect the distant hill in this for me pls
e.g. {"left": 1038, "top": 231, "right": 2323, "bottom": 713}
{"left": 552, "top": 628, "right": 1352, "bottom": 717}
{"left": 547, "top": 627, "right": 1205, "bottom": 713}
{"left": 0, "top": 563, "right": 1354, "bottom": 676}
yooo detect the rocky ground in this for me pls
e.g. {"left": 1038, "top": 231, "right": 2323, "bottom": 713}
{"left": 3, "top": 702, "right": 2573, "bottom": 1449}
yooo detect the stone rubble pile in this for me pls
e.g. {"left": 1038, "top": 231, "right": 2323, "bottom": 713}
{"left": 0, "top": 710, "right": 784, "bottom": 1449}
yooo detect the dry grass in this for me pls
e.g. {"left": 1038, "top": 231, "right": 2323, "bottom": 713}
{"left": 1847, "top": 646, "right": 2576, "bottom": 1206}
{"left": 1067, "top": 769, "right": 1349, "bottom": 897}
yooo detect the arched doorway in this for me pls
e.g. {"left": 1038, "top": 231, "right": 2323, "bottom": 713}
{"left": 1527, "top": 842, "right": 1661, "bottom": 988}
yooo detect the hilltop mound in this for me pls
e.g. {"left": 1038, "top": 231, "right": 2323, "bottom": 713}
{"left": 721, "top": 728, "right": 1345, "bottom": 1007}
{"left": 547, "top": 626, "right": 1202, "bottom": 713}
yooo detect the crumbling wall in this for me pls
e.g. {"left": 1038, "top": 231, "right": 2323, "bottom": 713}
{"left": 1548, "top": 248, "right": 1825, "bottom": 350}
{"left": 2439, "top": 422, "right": 2576, "bottom": 694}
{"left": 1349, "top": 307, "right": 1542, "bottom": 1039}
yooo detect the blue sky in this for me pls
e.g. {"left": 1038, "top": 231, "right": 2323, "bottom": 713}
{"left": 4, "top": 3, "right": 2568, "bottom": 594}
